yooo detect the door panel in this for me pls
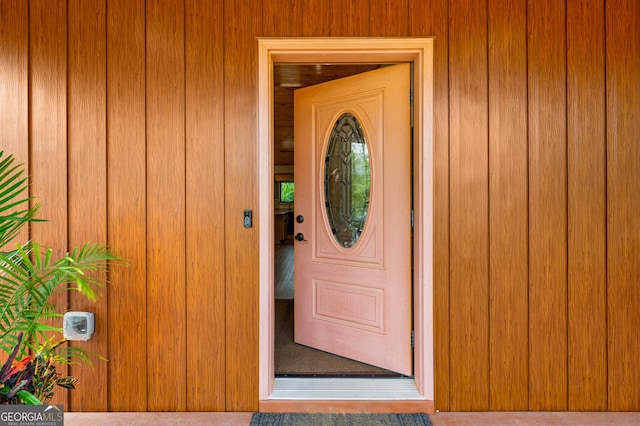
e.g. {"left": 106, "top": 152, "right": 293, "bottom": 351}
{"left": 294, "top": 63, "right": 412, "bottom": 376}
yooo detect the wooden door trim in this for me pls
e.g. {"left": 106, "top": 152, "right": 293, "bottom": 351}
{"left": 257, "top": 37, "right": 434, "bottom": 403}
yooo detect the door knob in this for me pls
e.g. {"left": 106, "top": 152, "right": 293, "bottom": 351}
{"left": 295, "top": 233, "right": 307, "bottom": 242}
{"left": 296, "top": 215, "right": 304, "bottom": 223}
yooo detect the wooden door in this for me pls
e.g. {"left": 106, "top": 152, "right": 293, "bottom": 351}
{"left": 293, "top": 64, "right": 412, "bottom": 376}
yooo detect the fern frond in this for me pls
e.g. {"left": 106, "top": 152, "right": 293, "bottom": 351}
{"left": 0, "top": 152, "right": 43, "bottom": 247}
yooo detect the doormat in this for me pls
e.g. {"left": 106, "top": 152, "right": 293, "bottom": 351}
{"left": 250, "top": 412, "right": 432, "bottom": 425}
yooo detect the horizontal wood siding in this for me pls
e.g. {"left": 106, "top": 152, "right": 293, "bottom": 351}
{"left": 0, "top": 0, "right": 637, "bottom": 412}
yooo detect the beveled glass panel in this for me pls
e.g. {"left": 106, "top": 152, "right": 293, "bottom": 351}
{"left": 324, "top": 113, "right": 371, "bottom": 248}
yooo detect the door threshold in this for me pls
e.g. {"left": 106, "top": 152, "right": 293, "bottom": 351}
{"left": 269, "top": 377, "right": 423, "bottom": 400}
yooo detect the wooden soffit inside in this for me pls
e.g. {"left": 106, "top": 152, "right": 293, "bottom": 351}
{"left": 273, "top": 64, "right": 384, "bottom": 167}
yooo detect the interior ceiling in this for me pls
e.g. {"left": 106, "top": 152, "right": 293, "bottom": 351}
{"left": 273, "top": 64, "right": 384, "bottom": 167}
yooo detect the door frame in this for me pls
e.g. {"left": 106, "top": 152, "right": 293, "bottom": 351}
{"left": 257, "top": 37, "right": 434, "bottom": 405}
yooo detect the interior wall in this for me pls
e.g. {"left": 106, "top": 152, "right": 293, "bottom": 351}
{"left": 0, "top": 0, "right": 638, "bottom": 413}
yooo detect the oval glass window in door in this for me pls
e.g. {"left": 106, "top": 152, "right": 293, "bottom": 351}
{"left": 324, "top": 113, "right": 371, "bottom": 248}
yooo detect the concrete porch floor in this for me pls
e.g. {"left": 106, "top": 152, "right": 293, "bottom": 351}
{"left": 64, "top": 411, "right": 640, "bottom": 425}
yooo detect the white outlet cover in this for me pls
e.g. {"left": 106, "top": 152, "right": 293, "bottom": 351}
{"left": 63, "top": 312, "right": 95, "bottom": 341}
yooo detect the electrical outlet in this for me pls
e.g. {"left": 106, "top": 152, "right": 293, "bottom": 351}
{"left": 63, "top": 312, "right": 95, "bottom": 341}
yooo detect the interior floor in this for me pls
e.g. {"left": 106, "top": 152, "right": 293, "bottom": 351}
{"left": 274, "top": 241, "right": 294, "bottom": 300}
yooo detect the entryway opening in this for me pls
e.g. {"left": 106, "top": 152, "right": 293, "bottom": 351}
{"left": 272, "top": 62, "right": 407, "bottom": 380}
{"left": 257, "top": 38, "right": 434, "bottom": 408}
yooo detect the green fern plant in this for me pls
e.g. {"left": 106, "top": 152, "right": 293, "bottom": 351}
{"left": 0, "top": 150, "right": 121, "bottom": 370}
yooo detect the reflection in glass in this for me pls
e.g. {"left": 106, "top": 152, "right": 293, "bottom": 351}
{"left": 324, "top": 113, "right": 371, "bottom": 248}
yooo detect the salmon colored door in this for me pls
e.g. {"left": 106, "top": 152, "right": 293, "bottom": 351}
{"left": 293, "top": 64, "right": 412, "bottom": 376}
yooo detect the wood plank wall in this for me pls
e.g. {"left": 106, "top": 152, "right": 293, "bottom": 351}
{"left": 106, "top": 0, "right": 148, "bottom": 411}
{"left": 0, "top": 0, "right": 638, "bottom": 413}
{"left": 567, "top": 0, "right": 607, "bottom": 410}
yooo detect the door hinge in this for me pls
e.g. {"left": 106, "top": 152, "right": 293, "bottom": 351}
{"left": 409, "top": 88, "right": 414, "bottom": 106}
{"left": 411, "top": 330, "right": 414, "bottom": 348}
{"left": 411, "top": 210, "right": 414, "bottom": 228}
